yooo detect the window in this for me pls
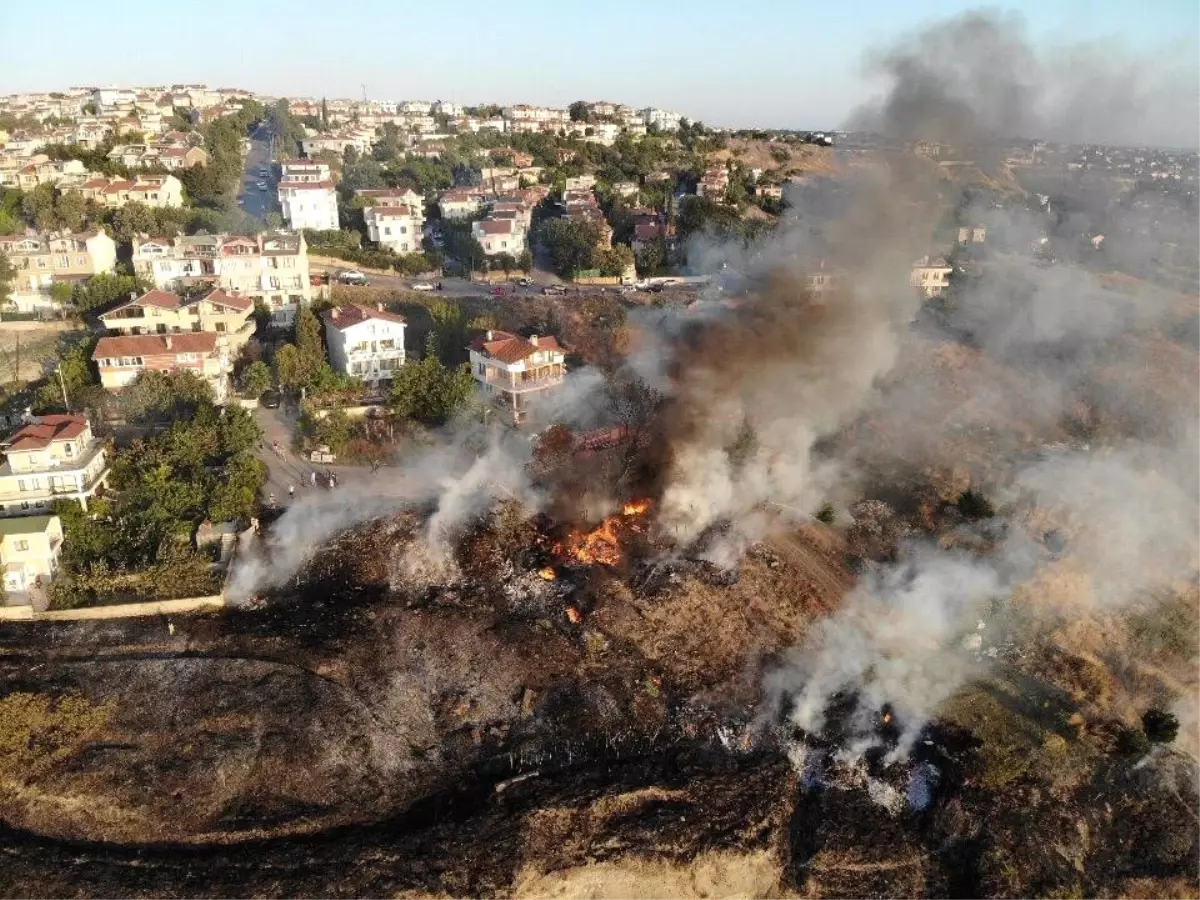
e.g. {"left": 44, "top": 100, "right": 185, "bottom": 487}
{"left": 384, "top": 227, "right": 391, "bottom": 236}
{"left": 36, "top": 258, "right": 46, "bottom": 268}
{"left": 14, "top": 540, "right": 29, "bottom": 552}
{"left": 77, "top": 256, "right": 86, "bottom": 266}
{"left": 215, "top": 322, "right": 226, "bottom": 333}
{"left": 399, "top": 226, "right": 407, "bottom": 234}
{"left": 177, "top": 353, "right": 199, "bottom": 363}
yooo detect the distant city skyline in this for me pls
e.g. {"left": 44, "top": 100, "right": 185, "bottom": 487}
{"left": 3, "top": 0, "right": 1197, "bottom": 134}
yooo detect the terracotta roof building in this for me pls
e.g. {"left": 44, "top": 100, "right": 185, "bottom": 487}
{"left": 468, "top": 330, "right": 567, "bottom": 426}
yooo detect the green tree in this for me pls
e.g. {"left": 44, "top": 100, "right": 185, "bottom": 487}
{"left": 33, "top": 336, "right": 100, "bottom": 413}
{"left": 119, "top": 370, "right": 214, "bottom": 425}
{"left": 390, "top": 351, "right": 476, "bottom": 425}
{"left": 207, "top": 453, "right": 267, "bottom": 522}
{"left": 49, "top": 281, "right": 74, "bottom": 307}
{"left": 294, "top": 306, "right": 327, "bottom": 385}
{"left": 304, "top": 407, "right": 353, "bottom": 455}
{"left": 540, "top": 218, "right": 601, "bottom": 277}
{"left": 596, "top": 244, "right": 635, "bottom": 277}
{"left": 70, "top": 273, "right": 145, "bottom": 314}
{"left": 635, "top": 237, "right": 668, "bottom": 277}
{"left": 55, "top": 191, "right": 87, "bottom": 231}
{"left": 239, "top": 359, "right": 272, "bottom": 397}
{"left": 273, "top": 344, "right": 304, "bottom": 392}
{"left": 517, "top": 248, "right": 534, "bottom": 273}
{"left": 0, "top": 251, "right": 14, "bottom": 307}
{"left": 21, "top": 184, "right": 58, "bottom": 231}
{"left": 110, "top": 202, "right": 158, "bottom": 244}
{"left": 427, "top": 299, "right": 469, "bottom": 365}
{"left": 568, "top": 101, "right": 590, "bottom": 123}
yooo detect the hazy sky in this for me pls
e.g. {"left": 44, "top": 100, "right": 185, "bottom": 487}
{"left": 4, "top": 0, "right": 1197, "bottom": 130}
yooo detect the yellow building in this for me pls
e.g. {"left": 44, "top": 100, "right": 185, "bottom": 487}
{"left": 0, "top": 515, "right": 63, "bottom": 604}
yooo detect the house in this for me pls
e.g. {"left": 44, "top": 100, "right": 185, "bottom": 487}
{"left": 0, "top": 230, "right": 118, "bottom": 312}
{"left": 438, "top": 188, "right": 488, "bottom": 220}
{"left": 696, "top": 167, "right": 730, "bottom": 199}
{"left": 0, "top": 416, "right": 110, "bottom": 517}
{"left": 356, "top": 186, "right": 423, "bottom": 209}
{"left": 363, "top": 205, "right": 424, "bottom": 254}
{"left": 279, "top": 159, "right": 331, "bottom": 183}
{"left": 0, "top": 515, "right": 63, "bottom": 603}
{"left": 610, "top": 181, "right": 639, "bottom": 199}
{"left": 472, "top": 218, "right": 523, "bottom": 256}
{"left": 14, "top": 158, "right": 86, "bottom": 190}
{"left": 631, "top": 216, "right": 676, "bottom": 254}
{"left": 320, "top": 304, "right": 406, "bottom": 387}
{"left": 278, "top": 181, "right": 339, "bottom": 231}
{"left": 910, "top": 255, "right": 953, "bottom": 297}
{"left": 468, "top": 330, "right": 566, "bottom": 426}
{"left": 756, "top": 183, "right": 784, "bottom": 200}
{"left": 564, "top": 174, "right": 597, "bottom": 191}
{"left": 956, "top": 225, "right": 987, "bottom": 244}
{"left": 131, "top": 231, "right": 312, "bottom": 326}
{"left": 99, "top": 287, "right": 255, "bottom": 350}
{"left": 92, "top": 332, "right": 230, "bottom": 402}
{"left": 640, "top": 108, "right": 683, "bottom": 131}
{"left": 75, "top": 174, "right": 183, "bottom": 209}
{"left": 156, "top": 145, "right": 208, "bottom": 170}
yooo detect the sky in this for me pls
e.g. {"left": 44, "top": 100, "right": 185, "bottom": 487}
{"left": 4, "top": 0, "right": 1198, "bottom": 131}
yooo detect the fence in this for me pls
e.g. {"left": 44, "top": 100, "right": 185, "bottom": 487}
{"left": 0, "top": 594, "right": 226, "bottom": 622}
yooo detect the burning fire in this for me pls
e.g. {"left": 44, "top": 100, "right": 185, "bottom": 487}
{"left": 538, "top": 567, "right": 557, "bottom": 581}
{"left": 557, "top": 499, "right": 652, "bottom": 567}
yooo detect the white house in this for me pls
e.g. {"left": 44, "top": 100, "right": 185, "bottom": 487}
{"left": 363, "top": 205, "right": 424, "bottom": 254}
{"left": 472, "top": 218, "right": 523, "bottom": 256}
{"left": 910, "top": 255, "right": 953, "bottom": 297}
{"left": 320, "top": 304, "right": 406, "bottom": 387}
{"left": 278, "top": 181, "right": 339, "bottom": 231}
{"left": 279, "top": 159, "right": 331, "bottom": 183}
{"left": 641, "top": 108, "right": 683, "bottom": 131}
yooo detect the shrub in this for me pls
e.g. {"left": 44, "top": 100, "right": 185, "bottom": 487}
{"left": 957, "top": 489, "right": 996, "bottom": 520}
{"left": 1142, "top": 708, "right": 1180, "bottom": 744}
{"left": 815, "top": 503, "right": 836, "bottom": 525}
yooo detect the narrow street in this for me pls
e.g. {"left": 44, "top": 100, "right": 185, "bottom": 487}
{"left": 238, "top": 122, "right": 277, "bottom": 221}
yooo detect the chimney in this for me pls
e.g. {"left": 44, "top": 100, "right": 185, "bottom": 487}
{"left": 164, "top": 335, "right": 172, "bottom": 349}
{"left": 529, "top": 334, "right": 539, "bottom": 347}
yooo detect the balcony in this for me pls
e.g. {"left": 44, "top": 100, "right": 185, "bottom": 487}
{"left": 0, "top": 442, "right": 106, "bottom": 480}
{"left": 488, "top": 371, "right": 565, "bottom": 394}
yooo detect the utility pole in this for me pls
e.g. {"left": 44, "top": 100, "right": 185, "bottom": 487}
{"left": 13, "top": 333, "right": 19, "bottom": 384}
{"left": 56, "top": 365, "right": 69, "bottom": 412}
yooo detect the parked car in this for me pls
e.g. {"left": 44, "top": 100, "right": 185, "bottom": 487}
{"left": 260, "top": 390, "right": 282, "bottom": 409}
{"left": 490, "top": 286, "right": 511, "bottom": 297}
{"left": 542, "top": 285, "right": 567, "bottom": 296}
{"left": 517, "top": 277, "right": 532, "bottom": 287}
{"left": 619, "top": 284, "right": 637, "bottom": 294}
{"left": 338, "top": 270, "right": 369, "bottom": 286}
{"left": 256, "top": 181, "right": 268, "bottom": 191}
{"left": 411, "top": 282, "right": 435, "bottom": 292}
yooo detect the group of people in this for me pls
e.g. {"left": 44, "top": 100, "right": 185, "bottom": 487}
{"left": 267, "top": 470, "right": 338, "bottom": 509}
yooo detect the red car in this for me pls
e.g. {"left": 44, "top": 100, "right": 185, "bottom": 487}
{"left": 490, "top": 286, "right": 510, "bottom": 297}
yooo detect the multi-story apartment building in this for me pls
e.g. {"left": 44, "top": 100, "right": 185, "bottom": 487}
{"left": 468, "top": 331, "right": 566, "bottom": 426}
{"left": 0, "top": 515, "right": 64, "bottom": 602}
{"left": 98, "top": 287, "right": 255, "bottom": 351}
{"left": 92, "top": 332, "right": 230, "bottom": 402}
{"left": 131, "top": 232, "right": 312, "bottom": 326}
{"left": 910, "top": 255, "right": 954, "bottom": 297}
{"left": 363, "top": 204, "right": 424, "bottom": 254}
{"left": 13, "top": 158, "right": 86, "bottom": 190}
{"left": 472, "top": 218, "right": 524, "bottom": 256}
{"left": 0, "top": 415, "right": 110, "bottom": 517}
{"left": 437, "top": 188, "right": 488, "bottom": 220}
{"left": 356, "top": 186, "right": 423, "bottom": 209}
{"left": 320, "top": 304, "right": 406, "bottom": 387}
{"left": 0, "top": 229, "right": 118, "bottom": 312}
{"left": 277, "top": 180, "right": 339, "bottom": 231}
{"left": 74, "top": 174, "right": 183, "bottom": 209}
{"left": 106, "top": 143, "right": 208, "bottom": 170}
{"left": 278, "top": 159, "right": 331, "bottom": 183}
{"left": 640, "top": 108, "right": 683, "bottom": 131}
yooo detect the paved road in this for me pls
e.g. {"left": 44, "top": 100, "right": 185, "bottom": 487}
{"left": 252, "top": 404, "right": 402, "bottom": 510}
{"left": 238, "top": 123, "right": 277, "bottom": 221}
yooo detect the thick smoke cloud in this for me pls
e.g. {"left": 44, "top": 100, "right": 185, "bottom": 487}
{"left": 849, "top": 10, "right": 1200, "bottom": 150}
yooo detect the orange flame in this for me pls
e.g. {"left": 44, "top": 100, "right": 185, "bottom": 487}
{"left": 558, "top": 499, "right": 652, "bottom": 567}
{"left": 538, "top": 567, "right": 557, "bottom": 581}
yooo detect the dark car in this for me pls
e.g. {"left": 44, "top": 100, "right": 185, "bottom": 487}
{"left": 260, "top": 390, "right": 282, "bottom": 409}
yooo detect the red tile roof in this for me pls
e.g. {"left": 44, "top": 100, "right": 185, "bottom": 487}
{"left": 320, "top": 304, "right": 407, "bottom": 331}
{"left": 93, "top": 332, "right": 217, "bottom": 360}
{"left": 101, "top": 289, "right": 183, "bottom": 317}
{"left": 476, "top": 219, "right": 514, "bottom": 235}
{"left": 4, "top": 415, "right": 89, "bottom": 452}
{"left": 187, "top": 288, "right": 252, "bottom": 312}
{"left": 279, "top": 180, "right": 335, "bottom": 190}
{"left": 469, "top": 331, "right": 564, "bottom": 364}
